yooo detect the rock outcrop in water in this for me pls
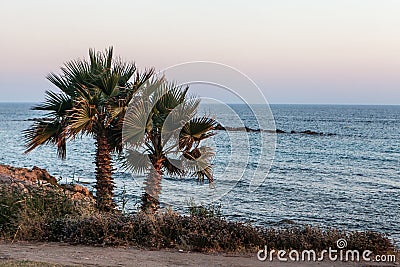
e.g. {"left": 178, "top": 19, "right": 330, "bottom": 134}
{"left": 0, "top": 164, "right": 94, "bottom": 204}
{"left": 214, "top": 123, "right": 335, "bottom": 136}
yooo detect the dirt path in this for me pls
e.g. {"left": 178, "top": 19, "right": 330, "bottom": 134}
{"left": 0, "top": 242, "right": 397, "bottom": 267}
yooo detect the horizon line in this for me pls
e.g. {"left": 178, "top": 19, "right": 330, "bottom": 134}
{"left": 1, "top": 101, "right": 399, "bottom": 106}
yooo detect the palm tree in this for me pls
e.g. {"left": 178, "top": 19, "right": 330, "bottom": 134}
{"left": 123, "top": 79, "right": 217, "bottom": 213}
{"left": 23, "top": 47, "right": 153, "bottom": 212}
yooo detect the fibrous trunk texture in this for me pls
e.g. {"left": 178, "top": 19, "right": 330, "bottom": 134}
{"left": 141, "top": 161, "right": 162, "bottom": 213}
{"left": 95, "top": 130, "right": 115, "bottom": 212}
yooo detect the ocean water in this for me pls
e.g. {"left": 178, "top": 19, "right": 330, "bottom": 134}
{"left": 0, "top": 103, "right": 399, "bottom": 243}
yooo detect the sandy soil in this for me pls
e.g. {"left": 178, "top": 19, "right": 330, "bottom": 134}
{"left": 0, "top": 242, "right": 397, "bottom": 267}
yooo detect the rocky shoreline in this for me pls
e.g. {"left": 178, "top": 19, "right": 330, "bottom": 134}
{"left": 0, "top": 164, "right": 94, "bottom": 205}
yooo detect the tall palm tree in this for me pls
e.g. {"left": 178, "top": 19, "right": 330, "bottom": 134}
{"left": 23, "top": 47, "right": 153, "bottom": 211}
{"left": 123, "top": 79, "right": 217, "bottom": 213}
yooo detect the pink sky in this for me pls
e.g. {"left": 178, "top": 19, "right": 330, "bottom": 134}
{"left": 1, "top": 0, "right": 399, "bottom": 104}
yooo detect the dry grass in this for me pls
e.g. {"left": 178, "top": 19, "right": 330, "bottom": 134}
{"left": 0, "top": 186, "right": 396, "bottom": 254}
{"left": 44, "top": 211, "right": 395, "bottom": 254}
{"left": 0, "top": 185, "right": 91, "bottom": 241}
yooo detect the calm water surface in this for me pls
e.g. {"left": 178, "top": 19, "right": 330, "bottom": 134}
{"left": 0, "top": 103, "right": 399, "bottom": 243}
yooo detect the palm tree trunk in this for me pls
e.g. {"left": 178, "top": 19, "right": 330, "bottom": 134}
{"left": 95, "top": 129, "right": 115, "bottom": 212}
{"left": 141, "top": 161, "right": 162, "bottom": 213}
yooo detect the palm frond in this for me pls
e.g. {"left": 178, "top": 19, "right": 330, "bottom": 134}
{"left": 46, "top": 73, "right": 77, "bottom": 97}
{"left": 132, "top": 69, "right": 156, "bottom": 92}
{"left": 162, "top": 96, "right": 200, "bottom": 134}
{"left": 122, "top": 99, "right": 152, "bottom": 148}
{"left": 182, "top": 146, "right": 214, "bottom": 180}
{"left": 61, "top": 59, "right": 92, "bottom": 88}
{"left": 113, "top": 58, "right": 137, "bottom": 87}
{"left": 179, "top": 116, "right": 217, "bottom": 150}
{"left": 163, "top": 158, "right": 185, "bottom": 177}
{"left": 186, "top": 146, "right": 214, "bottom": 184}
{"left": 33, "top": 90, "right": 72, "bottom": 117}
{"left": 105, "top": 46, "right": 113, "bottom": 69}
{"left": 23, "top": 119, "right": 67, "bottom": 159}
{"left": 100, "top": 72, "right": 120, "bottom": 96}
{"left": 123, "top": 149, "right": 151, "bottom": 174}
{"left": 68, "top": 99, "right": 98, "bottom": 137}
{"left": 155, "top": 84, "right": 189, "bottom": 114}
{"left": 193, "top": 165, "right": 214, "bottom": 184}
{"left": 108, "top": 105, "right": 125, "bottom": 122}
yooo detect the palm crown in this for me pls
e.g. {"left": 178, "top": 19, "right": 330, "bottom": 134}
{"left": 123, "top": 79, "right": 217, "bottom": 212}
{"left": 24, "top": 47, "right": 153, "bottom": 211}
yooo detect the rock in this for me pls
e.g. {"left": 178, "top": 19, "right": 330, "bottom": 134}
{"left": 0, "top": 164, "right": 94, "bottom": 205}
{"left": 300, "top": 130, "right": 323, "bottom": 135}
{"left": 61, "top": 184, "right": 91, "bottom": 197}
{"left": 289, "top": 130, "right": 336, "bottom": 136}
{"left": 31, "top": 166, "right": 58, "bottom": 185}
{"left": 214, "top": 125, "right": 262, "bottom": 132}
{"left": 0, "top": 174, "right": 11, "bottom": 183}
{"left": 245, "top": 126, "right": 261, "bottom": 132}
{"left": 225, "top": 127, "right": 246, "bottom": 132}
{"left": 214, "top": 123, "right": 226, "bottom": 130}
{"left": 213, "top": 125, "right": 336, "bottom": 136}
{"left": 0, "top": 164, "right": 57, "bottom": 185}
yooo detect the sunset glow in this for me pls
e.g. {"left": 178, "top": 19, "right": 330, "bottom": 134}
{"left": 1, "top": 0, "right": 399, "bottom": 103}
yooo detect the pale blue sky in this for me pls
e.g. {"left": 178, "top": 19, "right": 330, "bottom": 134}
{"left": 0, "top": 0, "right": 399, "bottom": 104}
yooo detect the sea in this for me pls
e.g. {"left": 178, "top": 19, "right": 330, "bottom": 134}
{"left": 0, "top": 103, "right": 399, "bottom": 244}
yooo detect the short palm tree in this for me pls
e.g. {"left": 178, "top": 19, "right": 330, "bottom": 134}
{"left": 123, "top": 79, "right": 217, "bottom": 213}
{"left": 24, "top": 47, "right": 153, "bottom": 211}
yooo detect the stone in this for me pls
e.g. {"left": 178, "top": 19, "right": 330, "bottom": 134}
{"left": 0, "top": 164, "right": 94, "bottom": 205}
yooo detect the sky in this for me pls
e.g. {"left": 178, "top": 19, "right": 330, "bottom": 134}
{"left": 0, "top": 0, "right": 399, "bottom": 104}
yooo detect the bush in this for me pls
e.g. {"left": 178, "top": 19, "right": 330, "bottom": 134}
{"left": 44, "top": 212, "right": 395, "bottom": 254}
{"left": 188, "top": 202, "right": 223, "bottom": 218}
{"left": 0, "top": 185, "right": 85, "bottom": 240}
{"left": 46, "top": 212, "right": 264, "bottom": 252}
{"left": 1, "top": 186, "right": 395, "bottom": 254}
{"left": 259, "top": 226, "right": 394, "bottom": 254}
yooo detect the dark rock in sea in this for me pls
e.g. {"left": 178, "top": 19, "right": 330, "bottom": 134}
{"left": 214, "top": 124, "right": 336, "bottom": 136}
{"left": 290, "top": 130, "right": 336, "bottom": 136}
{"left": 214, "top": 123, "right": 226, "bottom": 131}
{"left": 224, "top": 127, "right": 245, "bottom": 131}
{"left": 245, "top": 126, "right": 261, "bottom": 132}
{"left": 300, "top": 130, "right": 323, "bottom": 135}
{"left": 215, "top": 124, "right": 262, "bottom": 132}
